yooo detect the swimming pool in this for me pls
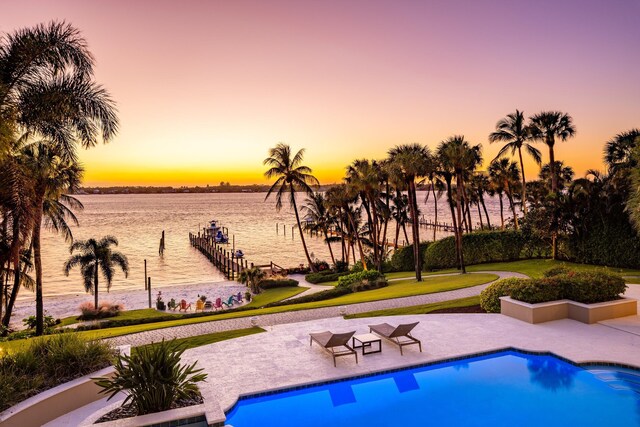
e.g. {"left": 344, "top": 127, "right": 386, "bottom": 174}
{"left": 225, "top": 350, "right": 640, "bottom": 427}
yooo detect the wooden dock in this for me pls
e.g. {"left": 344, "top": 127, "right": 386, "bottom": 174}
{"left": 189, "top": 232, "right": 283, "bottom": 278}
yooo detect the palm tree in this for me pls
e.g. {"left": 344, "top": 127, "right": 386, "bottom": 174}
{"left": 539, "top": 161, "right": 575, "bottom": 191}
{"left": 529, "top": 111, "right": 576, "bottom": 259}
{"left": 437, "top": 136, "right": 482, "bottom": 273}
{"left": 63, "top": 236, "right": 129, "bottom": 310}
{"left": 391, "top": 191, "right": 411, "bottom": 248}
{"left": 20, "top": 141, "right": 84, "bottom": 335}
{"left": 488, "top": 158, "right": 521, "bottom": 229}
{"left": 470, "top": 173, "right": 492, "bottom": 229}
{"left": 302, "top": 192, "right": 336, "bottom": 265}
{"left": 529, "top": 111, "right": 576, "bottom": 193}
{"left": 264, "top": 143, "right": 319, "bottom": 272}
{"left": 387, "top": 144, "right": 431, "bottom": 281}
{"left": 238, "top": 266, "right": 266, "bottom": 294}
{"left": 604, "top": 129, "right": 640, "bottom": 175}
{"left": 489, "top": 110, "right": 541, "bottom": 214}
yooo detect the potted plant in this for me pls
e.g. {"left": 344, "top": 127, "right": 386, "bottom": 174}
{"left": 244, "top": 291, "right": 252, "bottom": 302}
{"left": 156, "top": 292, "right": 166, "bottom": 311}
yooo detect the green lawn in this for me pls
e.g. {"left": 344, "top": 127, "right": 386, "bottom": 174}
{"left": 132, "top": 327, "right": 265, "bottom": 354}
{"left": 345, "top": 296, "right": 481, "bottom": 319}
{"left": 246, "top": 286, "right": 308, "bottom": 307}
{"left": 0, "top": 272, "right": 497, "bottom": 352}
{"left": 385, "top": 259, "right": 640, "bottom": 280}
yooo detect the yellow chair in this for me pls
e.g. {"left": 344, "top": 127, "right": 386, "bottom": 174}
{"left": 195, "top": 299, "right": 204, "bottom": 312}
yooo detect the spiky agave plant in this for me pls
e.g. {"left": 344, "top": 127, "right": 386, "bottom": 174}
{"left": 94, "top": 339, "right": 207, "bottom": 415}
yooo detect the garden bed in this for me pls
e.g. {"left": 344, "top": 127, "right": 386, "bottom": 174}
{"left": 500, "top": 296, "right": 637, "bottom": 324}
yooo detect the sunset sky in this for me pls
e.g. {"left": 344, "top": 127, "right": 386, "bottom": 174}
{"left": 2, "top": 0, "right": 639, "bottom": 186}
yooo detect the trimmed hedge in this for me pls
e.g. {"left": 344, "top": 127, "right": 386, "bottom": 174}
{"left": 305, "top": 271, "right": 350, "bottom": 284}
{"left": 265, "top": 287, "right": 352, "bottom": 307}
{"left": 542, "top": 267, "right": 571, "bottom": 278}
{"left": 424, "top": 230, "right": 525, "bottom": 269}
{"left": 259, "top": 279, "right": 299, "bottom": 289}
{"left": 390, "top": 242, "right": 431, "bottom": 272}
{"left": 479, "top": 278, "right": 528, "bottom": 313}
{"left": 509, "top": 279, "right": 563, "bottom": 304}
{"left": 351, "top": 278, "right": 388, "bottom": 292}
{"left": 484, "top": 271, "right": 627, "bottom": 309}
{"left": 337, "top": 270, "right": 383, "bottom": 288}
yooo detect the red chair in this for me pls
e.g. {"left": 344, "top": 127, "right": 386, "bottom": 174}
{"left": 179, "top": 299, "right": 191, "bottom": 312}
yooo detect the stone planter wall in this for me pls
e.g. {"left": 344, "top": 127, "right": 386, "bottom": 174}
{"left": 500, "top": 296, "right": 637, "bottom": 324}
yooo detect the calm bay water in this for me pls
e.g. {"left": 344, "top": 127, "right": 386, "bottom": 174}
{"left": 36, "top": 192, "right": 512, "bottom": 298}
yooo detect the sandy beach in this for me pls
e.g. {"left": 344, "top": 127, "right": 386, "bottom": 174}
{"left": 9, "top": 280, "right": 247, "bottom": 329}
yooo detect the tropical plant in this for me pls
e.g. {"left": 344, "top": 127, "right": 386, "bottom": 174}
{"left": 63, "top": 236, "right": 129, "bottom": 310}
{"left": 604, "top": 129, "right": 640, "bottom": 175}
{"left": 238, "top": 266, "right": 266, "bottom": 294}
{"left": 264, "top": 143, "right": 319, "bottom": 271}
{"left": 529, "top": 111, "right": 576, "bottom": 259}
{"left": 489, "top": 109, "right": 542, "bottom": 214}
{"left": 488, "top": 158, "right": 521, "bottom": 229}
{"left": 94, "top": 339, "right": 207, "bottom": 416}
{"left": 387, "top": 144, "right": 431, "bottom": 281}
{"left": 302, "top": 192, "right": 336, "bottom": 265}
{"left": 437, "top": 136, "right": 482, "bottom": 273}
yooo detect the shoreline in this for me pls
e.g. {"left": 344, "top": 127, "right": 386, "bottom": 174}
{"left": 9, "top": 279, "right": 247, "bottom": 329}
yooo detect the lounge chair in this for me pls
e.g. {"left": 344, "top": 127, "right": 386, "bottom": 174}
{"left": 195, "top": 299, "right": 204, "bottom": 312}
{"left": 368, "top": 322, "right": 422, "bottom": 355}
{"left": 179, "top": 299, "right": 191, "bottom": 312}
{"left": 222, "top": 296, "right": 235, "bottom": 307}
{"left": 309, "top": 331, "right": 358, "bottom": 367}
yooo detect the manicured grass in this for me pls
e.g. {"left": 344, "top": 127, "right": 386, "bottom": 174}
{"left": 132, "top": 327, "right": 265, "bottom": 354}
{"left": 345, "top": 296, "right": 481, "bottom": 319}
{"left": 0, "top": 272, "right": 497, "bottom": 350}
{"left": 245, "top": 286, "right": 308, "bottom": 307}
{"left": 58, "top": 308, "right": 182, "bottom": 327}
{"left": 385, "top": 270, "right": 457, "bottom": 280}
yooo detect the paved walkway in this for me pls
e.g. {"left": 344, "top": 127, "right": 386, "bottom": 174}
{"left": 108, "top": 270, "right": 526, "bottom": 347}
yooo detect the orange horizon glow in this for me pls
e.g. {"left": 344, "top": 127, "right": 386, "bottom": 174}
{"left": 3, "top": 0, "right": 639, "bottom": 187}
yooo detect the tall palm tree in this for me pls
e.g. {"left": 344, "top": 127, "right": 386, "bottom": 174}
{"left": 489, "top": 110, "right": 541, "bottom": 214}
{"left": 19, "top": 141, "right": 84, "bottom": 334}
{"left": 391, "top": 191, "right": 411, "bottom": 248}
{"left": 529, "top": 111, "right": 576, "bottom": 259}
{"left": 604, "top": 129, "right": 640, "bottom": 175}
{"left": 437, "top": 136, "right": 482, "bottom": 273}
{"left": 264, "top": 143, "right": 319, "bottom": 272}
{"left": 470, "top": 173, "right": 492, "bottom": 228}
{"left": 63, "top": 236, "right": 129, "bottom": 310}
{"left": 302, "top": 192, "right": 336, "bottom": 265}
{"left": 387, "top": 144, "right": 431, "bottom": 281}
{"left": 529, "top": 111, "right": 576, "bottom": 193}
{"left": 488, "top": 158, "right": 521, "bottom": 230}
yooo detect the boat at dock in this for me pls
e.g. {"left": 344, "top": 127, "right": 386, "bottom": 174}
{"left": 205, "top": 219, "right": 229, "bottom": 243}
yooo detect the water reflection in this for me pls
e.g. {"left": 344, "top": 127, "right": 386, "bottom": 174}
{"left": 527, "top": 357, "right": 576, "bottom": 391}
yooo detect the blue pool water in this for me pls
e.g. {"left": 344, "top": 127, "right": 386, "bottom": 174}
{"left": 225, "top": 350, "right": 640, "bottom": 427}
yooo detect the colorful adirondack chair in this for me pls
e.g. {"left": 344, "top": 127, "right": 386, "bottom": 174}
{"left": 179, "top": 299, "right": 191, "bottom": 312}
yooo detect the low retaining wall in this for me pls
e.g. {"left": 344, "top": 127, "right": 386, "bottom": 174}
{"left": 500, "top": 297, "right": 637, "bottom": 324}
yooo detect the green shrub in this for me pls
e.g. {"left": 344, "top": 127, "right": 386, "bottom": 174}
{"left": 265, "top": 287, "right": 352, "bottom": 307}
{"left": 390, "top": 242, "right": 431, "bottom": 272}
{"left": 22, "top": 312, "right": 60, "bottom": 329}
{"left": 305, "top": 271, "right": 350, "bottom": 284}
{"left": 337, "top": 270, "right": 383, "bottom": 288}
{"left": 0, "top": 334, "right": 114, "bottom": 412}
{"left": 542, "top": 266, "right": 572, "bottom": 278}
{"left": 258, "top": 279, "right": 299, "bottom": 289}
{"left": 558, "top": 272, "right": 626, "bottom": 304}
{"left": 351, "top": 278, "right": 389, "bottom": 292}
{"left": 424, "top": 230, "right": 525, "bottom": 269}
{"left": 510, "top": 279, "right": 563, "bottom": 304}
{"left": 94, "top": 339, "right": 207, "bottom": 416}
{"left": 479, "top": 278, "right": 528, "bottom": 313}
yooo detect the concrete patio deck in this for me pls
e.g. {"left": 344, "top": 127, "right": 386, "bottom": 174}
{"left": 182, "top": 311, "right": 640, "bottom": 422}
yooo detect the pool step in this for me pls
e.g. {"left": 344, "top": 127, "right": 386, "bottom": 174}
{"left": 586, "top": 367, "right": 640, "bottom": 394}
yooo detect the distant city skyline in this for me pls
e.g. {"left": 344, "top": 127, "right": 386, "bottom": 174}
{"left": 2, "top": 0, "right": 639, "bottom": 185}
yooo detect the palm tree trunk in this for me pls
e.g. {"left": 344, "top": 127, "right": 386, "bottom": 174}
{"left": 33, "top": 202, "right": 44, "bottom": 336}
{"left": 346, "top": 209, "right": 367, "bottom": 270}
{"left": 94, "top": 264, "right": 99, "bottom": 309}
{"left": 323, "top": 228, "right": 336, "bottom": 265}
{"left": 431, "top": 182, "right": 438, "bottom": 241}
{"left": 455, "top": 174, "right": 466, "bottom": 273}
{"left": 517, "top": 147, "right": 528, "bottom": 214}
{"left": 499, "top": 193, "right": 505, "bottom": 229}
{"left": 290, "top": 185, "right": 317, "bottom": 272}
{"left": 507, "top": 185, "right": 519, "bottom": 230}
{"left": 548, "top": 140, "right": 559, "bottom": 260}
{"left": 369, "top": 196, "right": 382, "bottom": 271}
{"left": 407, "top": 180, "right": 422, "bottom": 281}
{"left": 445, "top": 177, "right": 460, "bottom": 267}
{"left": 2, "top": 216, "right": 22, "bottom": 328}
{"left": 477, "top": 204, "right": 484, "bottom": 229}
{"left": 480, "top": 195, "right": 491, "bottom": 228}
{"left": 394, "top": 221, "right": 400, "bottom": 248}
{"left": 402, "top": 224, "right": 410, "bottom": 246}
